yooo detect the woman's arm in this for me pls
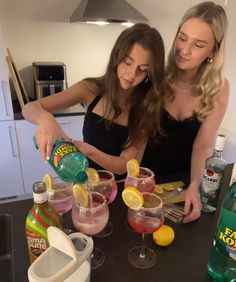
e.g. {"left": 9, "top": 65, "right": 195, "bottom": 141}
{"left": 22, "top": 80, "right": 96, "bottom": 161}
{"left": 73, "top": 139, "right": 146, "bottom": 174}
{"left": 184, "top": 79, "right": 230, "bottom": 223}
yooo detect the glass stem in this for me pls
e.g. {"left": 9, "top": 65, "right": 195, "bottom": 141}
{"left": 140, "top": 233, "right": 146, "bottom": 259}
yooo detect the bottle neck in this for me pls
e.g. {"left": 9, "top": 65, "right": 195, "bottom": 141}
{"left": 213, "top": 150, "right": 223, "bottom": 159}
{"left": 33, "top": 191, "right": 48, "bottom": 203}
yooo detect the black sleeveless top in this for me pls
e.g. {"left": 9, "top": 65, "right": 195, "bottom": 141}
{"left": 141, "top": 108, "right": 202, "bottom": 176}
{"left": 83, "top": 96, "right": 129, "bottom": 179}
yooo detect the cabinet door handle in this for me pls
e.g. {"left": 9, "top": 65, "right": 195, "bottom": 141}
{"left": 1, "top": 81, "right": 13, "bottom": 118}
{"left": 8, "top": 126, "right": 18, "bottom": 158}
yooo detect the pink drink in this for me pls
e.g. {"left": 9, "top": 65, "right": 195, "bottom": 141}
{"left": 48, "top": 181, "right": 74, "bottom": 214}
{"left": 128, "top": 209, "right": 163, "bottom": 234}
{"left": 93, "top": 178, "right": 117, "bottom": 204}
{"left": 92, "top": 171, "right": 118, "bottom": 204}
{"left": 72, "top": 192, "right": 109, "bottom": 235}
{"left": 125, "top": 167, "right": 155, "bottom": 193}
{"left": 72, "top": 212, "right": 109, "bottom": 235}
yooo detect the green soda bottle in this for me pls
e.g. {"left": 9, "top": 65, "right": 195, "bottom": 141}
{"left": 33, "top": 137, "right": 88, "bottom": 183}
{"left": 25, "top": 181, "right": 61, "bottom": 264}
{"left": 207, "top": 169, "right": 236, "bottom": 281}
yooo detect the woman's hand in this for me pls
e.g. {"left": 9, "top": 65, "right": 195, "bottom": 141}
{"left": 35, "top": 116, "right": 70, "bottom": 161}
{"left": 183, "top": 183, "right": 202, "bottom": 223}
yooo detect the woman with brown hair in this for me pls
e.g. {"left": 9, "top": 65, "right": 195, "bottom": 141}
{"left": 22, "top": 23, "right": 165, "bottom": 179}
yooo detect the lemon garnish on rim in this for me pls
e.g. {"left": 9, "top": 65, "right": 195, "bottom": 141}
{"left": 86, "top": 168, "right": 100, "bottom": 183}
{"left": 43, "top": 173, "right": 53, "bottom": 190}
{"left": 126, "top": 159, "right": 140, "bottom": 177}
{"left": 73, "top": 184, "right": 88, "bottom": 207}
{"left": 122, "top": 186, "right": 144, "bottom": 210}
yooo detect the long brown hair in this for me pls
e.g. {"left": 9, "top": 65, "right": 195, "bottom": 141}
{"left": 85, "top": 23, "right": 165, "bottom": 148}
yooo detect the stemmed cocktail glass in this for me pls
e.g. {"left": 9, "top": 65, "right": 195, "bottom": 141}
{"left": 90, "top": 170, "right": 117, "bottom": 237}
{"left": 127, "top": 192, "right": 164, "bottom": 269}
{"left": 71, "top": 191, "right": 109, "bottom": 269}
{"left": 125, "top": 167, "right": 155, "bottom": 193}
{"left": 124, "top": 167, "right": 155, "bottom": 230}
{"left": 47, "top": 176, "right": 74, "bottom": 233}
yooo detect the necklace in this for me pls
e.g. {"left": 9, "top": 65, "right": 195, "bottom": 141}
{"left": 173, "top": 81, "right": 193, "bottom": 93}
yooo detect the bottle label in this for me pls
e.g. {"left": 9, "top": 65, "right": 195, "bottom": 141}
{"left": 50, "top": 142, "right": 78, "bottom": 168}
{"left": 26, "top": 231, "right": 49, "bottom": 264}
{"left": 202, "top": 168, "right": 222, "bottom": 194}
{"left": 215, "top": 208, "right": 236, "bottom": 261}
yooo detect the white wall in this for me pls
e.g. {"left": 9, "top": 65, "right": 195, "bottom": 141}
{"left": 0, "top": 0, "right": 235, "bottom": 163}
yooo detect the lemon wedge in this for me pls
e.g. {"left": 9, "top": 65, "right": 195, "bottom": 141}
{"left": 161, "top": 183, "right": 176, "bottom": 191}
{"left": 126, "top": 159, "right": 140, "bottom": 177}
{"left": 153, "top": 225, "right": 175, "bottom": 246}
{"left": 122, "top": 186, "right": 144, "bottom": 210}
{"left": 73, "top": 184, "right": 88, "bottom": 207}
{"left": 43, "top": 173, "right": 53, "bottom": 190}
{"left": 86, "top": 167, "right": 100, "bottom": 183}
{"left": 154, "top": 185, "right": 164, "bottom": 195}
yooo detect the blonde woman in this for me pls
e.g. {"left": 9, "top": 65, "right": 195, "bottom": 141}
{"left": 142, "top": 2, "right": 229, "bottom": 222}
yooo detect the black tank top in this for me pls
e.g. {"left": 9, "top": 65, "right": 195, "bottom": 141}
{"left": 83, "top": 96, "right": 129, "bottom": 179}
{"left": 141, "top": 108, "right": 202, "bottom": 176}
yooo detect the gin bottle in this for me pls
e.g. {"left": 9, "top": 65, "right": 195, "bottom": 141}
{"left": 207, "top": 165, "right": 236, "bottom": 281}
{"left": 201, "top": 134, "right": 226, "bottom": 213}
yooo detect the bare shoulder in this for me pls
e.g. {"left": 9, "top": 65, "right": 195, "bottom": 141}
{"left": 76, "top": 80, "right": 100, "bottom": 106}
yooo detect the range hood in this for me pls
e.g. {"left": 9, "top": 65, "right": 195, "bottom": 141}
{"left": 69, "top": 0, "right": 148, "bottom": 24}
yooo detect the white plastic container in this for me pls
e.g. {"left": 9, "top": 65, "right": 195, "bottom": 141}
{"left": 28, "top": 227, "right": 93, "bottom": 282}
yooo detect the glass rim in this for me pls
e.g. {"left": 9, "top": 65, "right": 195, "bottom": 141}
{"left": 129, "top": 167, "right": 155, "bottom": 180}
{"left": 47, "top": 177, "right": 73, "bottom": 192}
{"left": 91, "top": 170, "right": 115, "bottom": 184}
{"left": 139, "top": 192, "right": 163, "bottom": 211}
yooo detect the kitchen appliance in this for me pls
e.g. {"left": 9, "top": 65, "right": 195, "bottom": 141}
{"left": 28, "top": 227, "right": 93, "bottom": 282}
{"left": 32, "top": 62, "right": 67, "bottom": 99}
{"left": 70, "top": 0, "right": 148, "bottom": 24}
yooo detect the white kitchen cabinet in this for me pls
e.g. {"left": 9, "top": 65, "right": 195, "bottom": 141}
{"left": 0, "top": 120, "right": 24, "bottom": 198}
{"left": 15, "top": 115, "right": 85, "bottom": 194}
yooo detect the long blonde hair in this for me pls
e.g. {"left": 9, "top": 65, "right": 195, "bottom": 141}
{"left": 165, "top": 1, "right": 228, "bottom": 121}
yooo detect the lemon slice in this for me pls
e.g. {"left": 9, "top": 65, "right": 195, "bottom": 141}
{"left": 126, "top": 159, "right": 140, "bottom": 177}
{"left": 122, "top": 186, "right": 144, "bottom": 210}
{"left": 43, "top": 173, "right": 53, "bottom": 190}
{"left": 154, "top": 185, "right": 164, "bottom": 195}
{"left": 86, "top": 168, "right": 100, "bottom": 183}
{"left": 161, "top": 183, "right": 176, "bottom": 191}
{"left": 73, "top": 184, "right": 88, "bottom": 207}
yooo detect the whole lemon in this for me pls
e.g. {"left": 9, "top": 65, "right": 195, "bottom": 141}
{"left": 153, "top": 225, "right": 175, "bottom": 246}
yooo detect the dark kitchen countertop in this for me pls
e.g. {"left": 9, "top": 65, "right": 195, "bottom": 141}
{"left": 0, "top": 164, "right": 233, "bottom": 282}
{"left": 12, "top": 99, "right": 85, "bottom": 120}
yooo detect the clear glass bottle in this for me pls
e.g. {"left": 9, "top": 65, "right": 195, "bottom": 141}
{"left": 25, "top": 181, "right": 61, "bottom": 264}
{"left": 207, "top": 174, "right": 236, "bottom": 281}
{"left": 201, "top": 134, "right": 226, "bottom": 213}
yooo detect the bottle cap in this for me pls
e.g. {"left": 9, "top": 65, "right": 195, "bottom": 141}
{"left": 33, "top": 181, "right": 48, "bottom": 203}
{"left": 215, "top": 134, "right": 226, "bottom": 151}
